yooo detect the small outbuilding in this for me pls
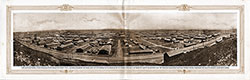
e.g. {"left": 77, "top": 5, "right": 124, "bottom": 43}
{"left": 98, "top": 45, "right": 111, "bottom": 55}
{"left": 76, "top": 48, "right": 84, "bottom": 53}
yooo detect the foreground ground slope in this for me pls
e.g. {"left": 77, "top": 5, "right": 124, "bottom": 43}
{"left": 162, "top": 37, "right": 237, "bottom": 66}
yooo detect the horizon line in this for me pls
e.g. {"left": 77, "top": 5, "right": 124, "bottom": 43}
{"left": 13, "top": 28, "right": 237, "bottom": 33}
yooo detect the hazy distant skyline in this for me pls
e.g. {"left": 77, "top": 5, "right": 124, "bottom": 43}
{"left": 13, "top": 12, "right": 237, "bottom": 32}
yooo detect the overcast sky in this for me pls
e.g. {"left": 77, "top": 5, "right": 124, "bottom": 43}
{"left": 127, "top": 13, "right": 237, "bottom": 30}
{"left": 13, "top": 13, "right": 123, "bottom": 32}
{"left": 13, "top": 12, "right": 237, "bottom": 32}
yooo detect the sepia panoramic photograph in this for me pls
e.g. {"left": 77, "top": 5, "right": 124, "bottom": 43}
{"left": 13, "top": 12, "right": 238, "bottom": 66}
